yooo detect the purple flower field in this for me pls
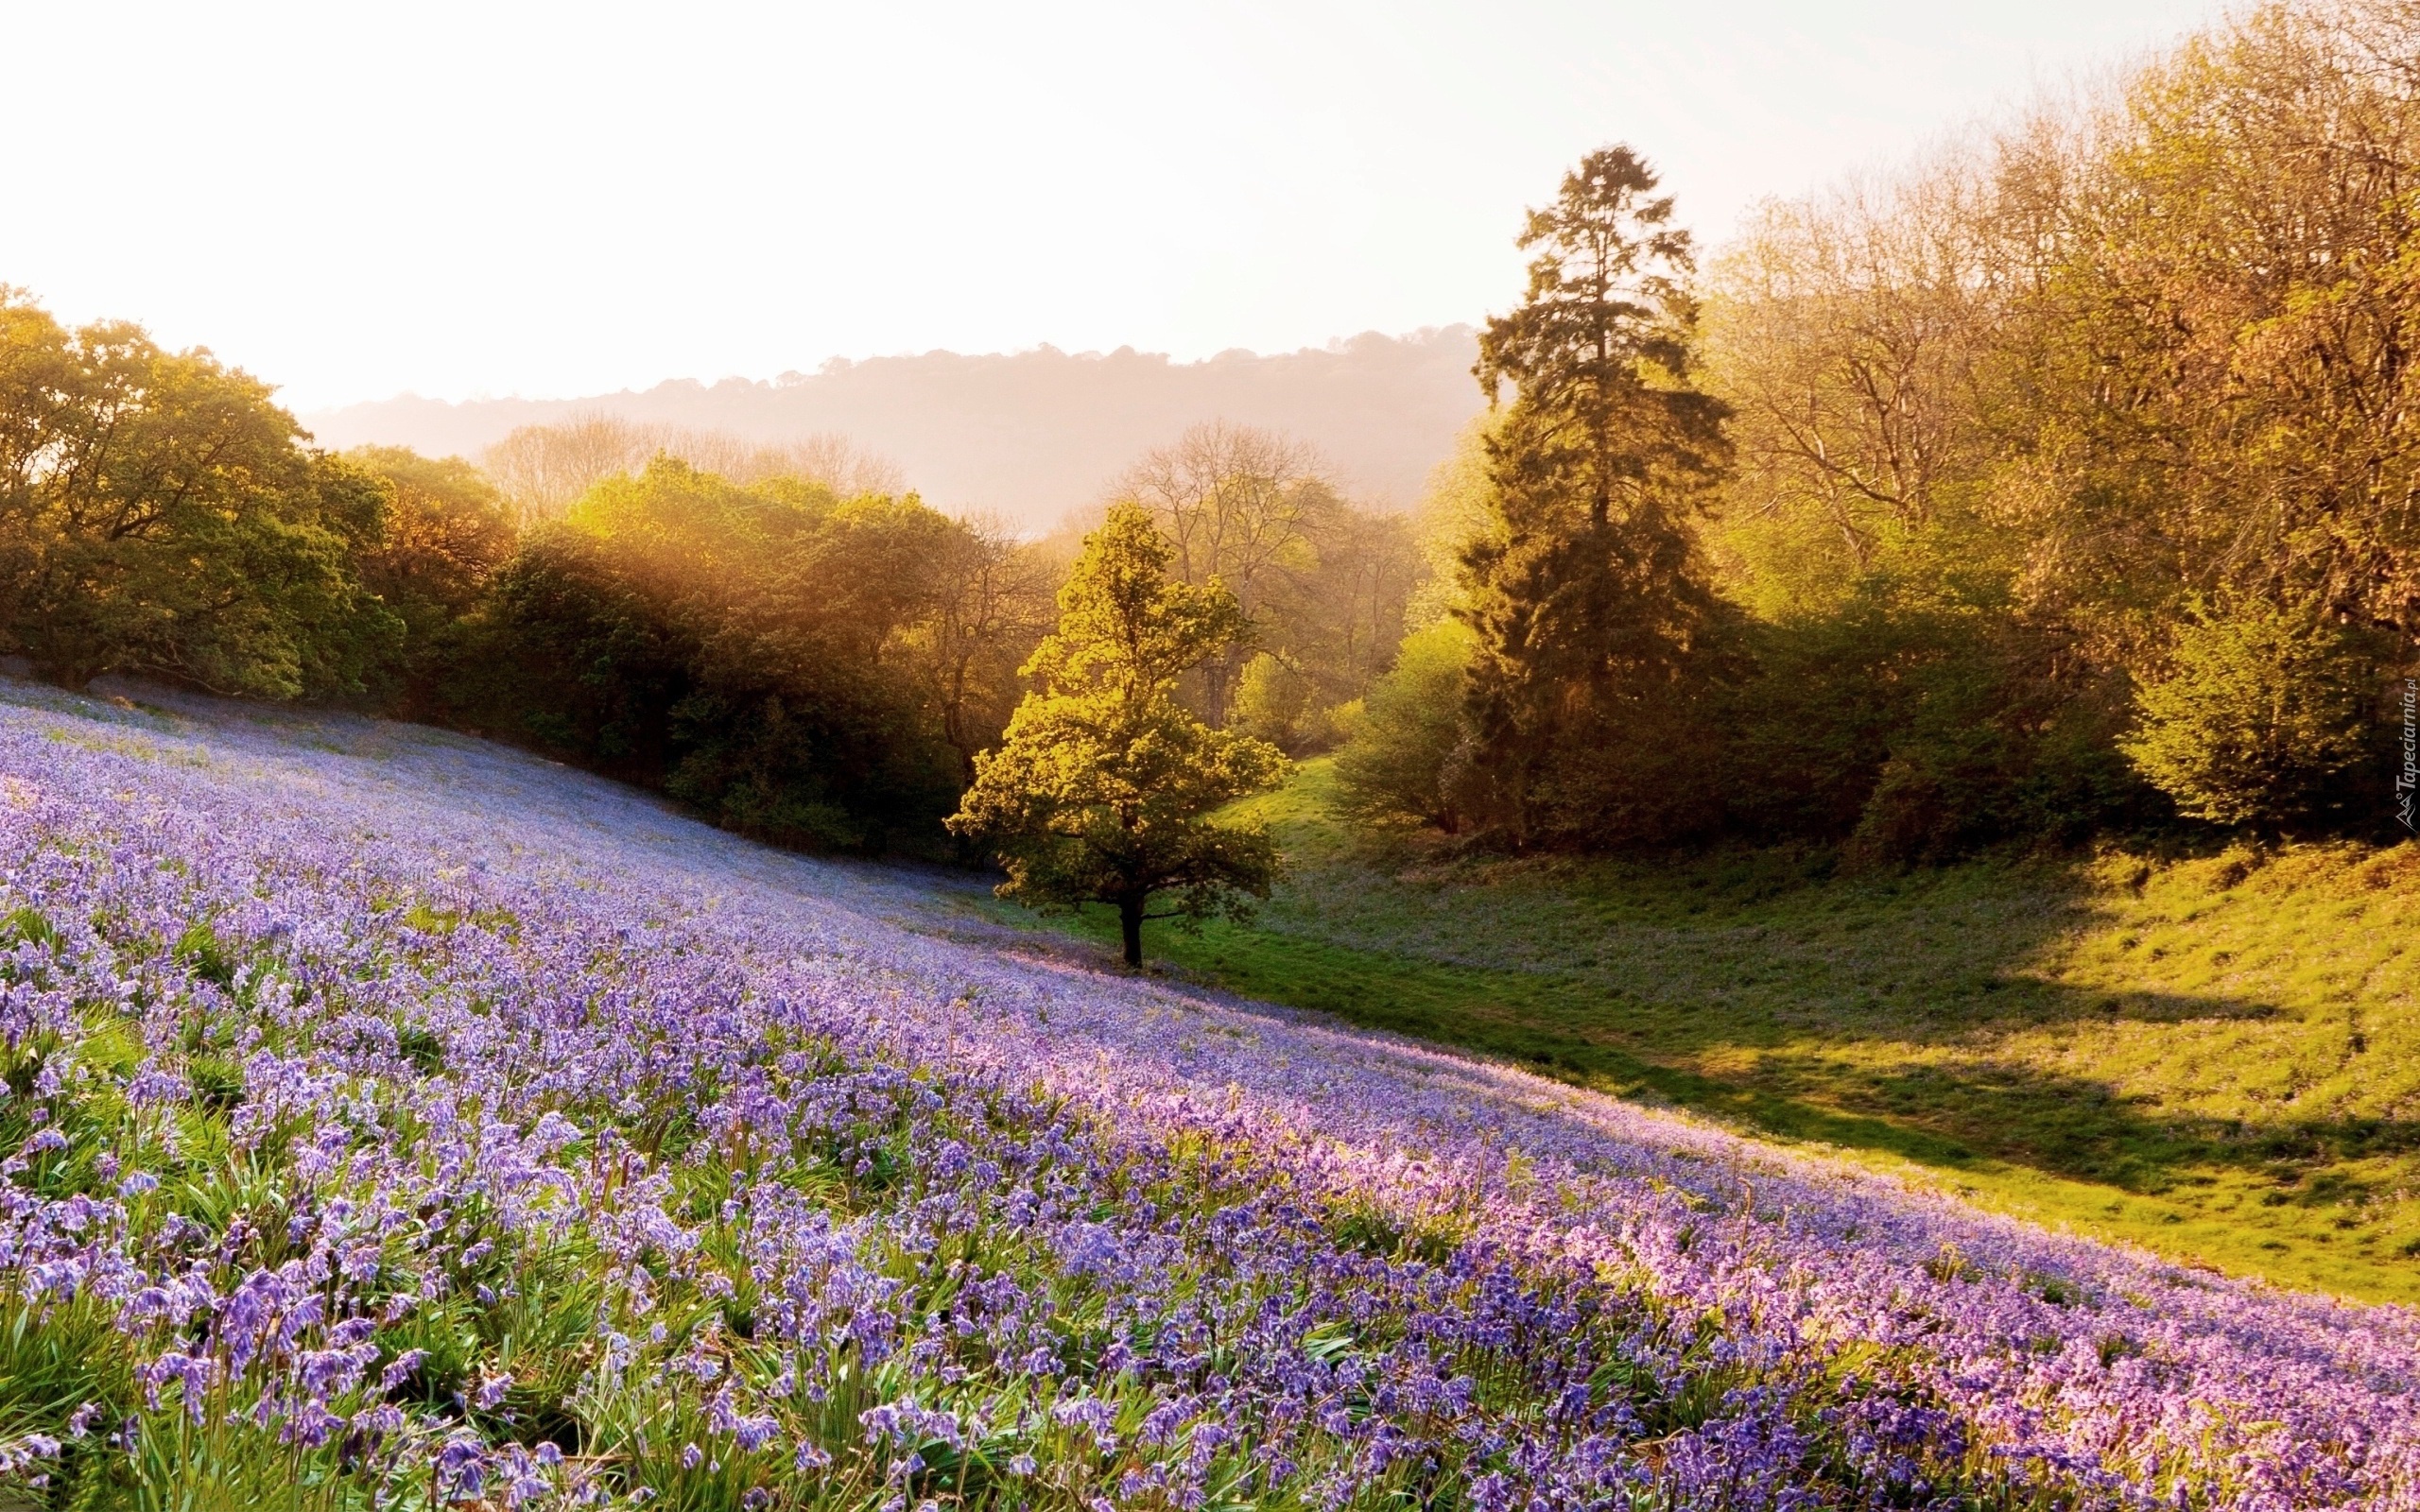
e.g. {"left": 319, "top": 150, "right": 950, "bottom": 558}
{"left": 0, "top": 679, "right": 2414, "bottom": 1510}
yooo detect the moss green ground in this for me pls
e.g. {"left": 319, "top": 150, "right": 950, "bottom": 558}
{"left": 955, "top": 759, "right": 2420, "bottom": 1304}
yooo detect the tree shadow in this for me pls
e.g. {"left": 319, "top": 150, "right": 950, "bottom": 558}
{"left": 1120, "top": 871, "right": 2404, "bottom": 1193}
{"left": 1737, "top": 1029, "right": 2420, "bottom": 1194}
{"left": 1258, "top": 953, "right": 2417, "bottom": 1208}
{"left": 938, "top": 831, "right": 2420, "bottom": 1286}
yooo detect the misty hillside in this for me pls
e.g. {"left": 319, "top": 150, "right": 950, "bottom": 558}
{"left": 305, "top": 327, "right": 1484, "bottom": 526}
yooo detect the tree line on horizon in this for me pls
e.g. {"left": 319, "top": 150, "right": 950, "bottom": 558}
{"left": 0, "top": 287, "right": 1409, "bottom": 866}
{"left": 2, "top": 0, "right": 2415, "bottom": 928}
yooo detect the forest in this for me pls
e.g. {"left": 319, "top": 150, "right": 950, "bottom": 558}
{"left": 3, "top": 0, "right": 2413, "bottom": 868}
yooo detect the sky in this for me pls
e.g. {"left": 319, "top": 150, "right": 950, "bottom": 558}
{"left": 3, "top": 0, "right": 2226, "bottom": 412}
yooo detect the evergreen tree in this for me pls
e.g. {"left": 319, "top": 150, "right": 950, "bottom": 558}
{"left": 1461, "top": 146, "right": 1731, "bottom": 846}
{"left": 949, "top": 505, "right": 1288, "bottom": 967}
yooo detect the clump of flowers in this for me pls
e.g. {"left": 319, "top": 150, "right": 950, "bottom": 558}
{"left": 0, "top": 681, "right": 2413, "bottom": 1509}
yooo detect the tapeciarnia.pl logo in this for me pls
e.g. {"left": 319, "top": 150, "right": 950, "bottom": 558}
{"left": 2399, "top": 677, "right": 2417, "bottom": 832}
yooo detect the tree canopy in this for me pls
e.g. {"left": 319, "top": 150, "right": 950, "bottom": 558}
{"left": 949, "top": 504, "right": 1289, "bottom": 966}
{"left": 1457, "top": 146, "right": 1735, "bottom": 847}
{"left": 14, "top": 0, "right": 2420, "bottom": 868}
{"left": 1693, "top": 0, "right": 2420, "bottom": 845}
{"left": 0, "top": 290, "right": 395, "bottom": 697}
{"left": 465, "top": 458, "right": 1038, "bottom": 853}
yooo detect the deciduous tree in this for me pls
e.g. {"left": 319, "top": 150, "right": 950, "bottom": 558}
{"left": 0, "top": 290, "right": 394, "bottom": 697}
{"left": 948, "top": 504, "right": 1288, "bottom": 967}
{"left": 1111, "top": 422, "right": 1331, "bottom": 725}
{"left": 469, "top": 458, "right": 965, "bottom": 851}
{"left": 481, "top": 414, "right": 902, "bottom": 524}
{"left": 345, "top": 446, "right": 517, "bottom": 713}
{"left": 1111, "top": 422, "right": 1421, "bottom": 744}
{"left": 897, "top": 513, "right": 1056, "bottom": 783}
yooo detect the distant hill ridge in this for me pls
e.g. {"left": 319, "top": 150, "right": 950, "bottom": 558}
{"left": 305, "top": 327, "right": 1485, "bottom": 528}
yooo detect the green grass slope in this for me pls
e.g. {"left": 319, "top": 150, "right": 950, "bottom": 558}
{"left": 966, "top": 759, "right": 2420, "bottom": 1303}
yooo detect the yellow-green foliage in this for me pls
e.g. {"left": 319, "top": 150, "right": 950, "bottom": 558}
{"left": 2120, "top": 597, "right": 2383, "bottom": 830}
{"left": 950, "top": 505, "right": 1290, "bottom": 966}
{"left": 1331, "top": 621, "right": 1474, "bottom": 832}
{"left": 0, "top": 289, "right": 401, "bottom": 698}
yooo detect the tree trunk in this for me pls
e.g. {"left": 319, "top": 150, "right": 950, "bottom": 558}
{"left": 1118, "top": 896, "right": 1145, "bottom": 969}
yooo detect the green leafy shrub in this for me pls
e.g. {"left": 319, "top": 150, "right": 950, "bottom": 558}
{"left": 1721, "top": 577, "right": 2143, "bottom": 862}
{"left": 1231, "top": 651, "right": 1318, "bottom": 751}
{"left": 1331, "top": 621, "right": 1475, "bottom": 832}
{"left": 2121, "top": 596, "right": 2384, "bottom": 833}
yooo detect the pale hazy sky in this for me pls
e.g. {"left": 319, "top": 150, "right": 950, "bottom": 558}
{"left": 4, "top": 0, "right": 2223, "bottom": 411}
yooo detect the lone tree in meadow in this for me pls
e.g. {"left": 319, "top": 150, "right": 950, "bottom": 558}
{"left": 949, "top": 503, "right": 1289, "bottom": 967}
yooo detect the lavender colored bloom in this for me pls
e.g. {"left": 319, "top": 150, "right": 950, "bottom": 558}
{"left": 0, "top": 679, "right": 2412, "bottom": 1512}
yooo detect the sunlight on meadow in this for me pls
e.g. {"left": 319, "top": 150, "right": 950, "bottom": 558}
{"left": 5, "top": 0, "right": 2420, "bottom": 1506}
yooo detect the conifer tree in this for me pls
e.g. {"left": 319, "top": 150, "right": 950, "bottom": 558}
{"left": 1461, "top": 146, "right": 1731, "bottom": 846}
{"left": 948, "top": 504, "right": 1288, "bottom": 966}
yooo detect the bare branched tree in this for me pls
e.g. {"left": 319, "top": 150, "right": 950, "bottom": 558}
{"left": 480, "top": 414, "right": 904, "bottom": 523}
{"left": 1109, "top": 421, "right": 1339, "bottom": 724}
{"left": 1705, "top": 0, "right": 2420, "bottom": 653}
{"left": 899, "top": 511, "right": 1058, "bottom": 782}
{"left": 1703, "top": 150, "right": 2002, "bottom": 592}
{"left": 480, "top": 414, "right": 648, "bottom": 524}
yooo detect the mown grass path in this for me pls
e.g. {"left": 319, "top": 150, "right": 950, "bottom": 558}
{"left": 967, "top": 761, "right": 2420, "bottom": 1303}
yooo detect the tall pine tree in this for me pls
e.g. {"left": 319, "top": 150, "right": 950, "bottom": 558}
{"left": 1460, "top": 146, "right": 1732, "bottom": 846}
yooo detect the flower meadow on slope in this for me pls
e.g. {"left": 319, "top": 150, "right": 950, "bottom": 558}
{"left": 0, "top": 681, "right": 2414, "bottom": 1510}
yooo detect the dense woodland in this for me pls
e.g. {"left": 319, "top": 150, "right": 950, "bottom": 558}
{"left": 3, "top": 0, "right": 2414, "bottom": 863}
{"left": 1344, "top": 0, "right": 2420, "bottom": 856}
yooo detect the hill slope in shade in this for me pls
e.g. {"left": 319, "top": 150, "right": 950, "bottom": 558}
{"left": 304, "top": 327, "right": 1485, "bottom": 527}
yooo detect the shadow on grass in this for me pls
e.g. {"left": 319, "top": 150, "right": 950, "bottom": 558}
{"left": 933, "top": 770, "right": 2420, "bottom": 1294}
{"left": 1017, "top": 902, "right": 2411, "bottom": 1206}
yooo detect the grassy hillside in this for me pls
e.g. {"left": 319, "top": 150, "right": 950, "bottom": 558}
{"left": 968, "top": 759, "right": 2420, "bottom": 1302}
{"left": 12, "top": 684, "right": 2419, "bottom": 1506}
